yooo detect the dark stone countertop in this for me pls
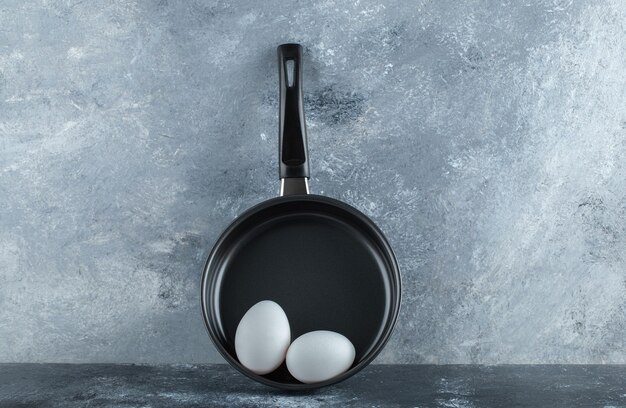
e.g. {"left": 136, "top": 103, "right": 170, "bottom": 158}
{"left": 1, "top": 364, "right": 624, "bottom": 407}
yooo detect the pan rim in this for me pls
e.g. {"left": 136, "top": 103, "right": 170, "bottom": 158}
{"left": 201, "top": 194, "right": 401, "bottom": 390}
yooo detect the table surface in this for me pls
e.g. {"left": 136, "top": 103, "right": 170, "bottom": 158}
{"left": 1, "top": 364, "right": 625, "bottom": 407}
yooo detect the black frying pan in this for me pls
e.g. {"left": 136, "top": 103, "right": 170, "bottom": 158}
{"left": 201, "top": 43, "right": 401, "bottom": 390}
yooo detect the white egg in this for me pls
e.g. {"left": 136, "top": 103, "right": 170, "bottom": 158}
{"left": 235, "top": 300, "right": 291, "bottom": 375}
{"left": 286, "top": 330, "right": 356, "bottom": 384}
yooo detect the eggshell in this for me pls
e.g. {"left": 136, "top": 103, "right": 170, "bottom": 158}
{"left": 286, "top": 330, "right": 356, "bottom": 383}
{"left": 235, "top": 300, "right": 291, "bottom": 375}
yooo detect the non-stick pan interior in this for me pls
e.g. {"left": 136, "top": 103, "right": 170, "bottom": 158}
{"left": 202, "top": 195, "right": 400, "bottom": 388}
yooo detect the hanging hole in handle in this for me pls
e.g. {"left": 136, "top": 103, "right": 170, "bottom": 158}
{"left": 285, "top": 59, "right": 295, "bottom": 88}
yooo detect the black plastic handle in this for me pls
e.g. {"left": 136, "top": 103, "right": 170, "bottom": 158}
{"left": 278, "top": 43, "right": 309, "bottom": 179}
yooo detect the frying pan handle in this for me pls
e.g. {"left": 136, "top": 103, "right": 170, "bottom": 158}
{"left": 278, "top": 43, "right": 310, "bottom": 196}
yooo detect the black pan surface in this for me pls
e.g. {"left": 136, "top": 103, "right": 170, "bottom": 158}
{"left": 202, "top": 195, "right": 400, "bottom": 389}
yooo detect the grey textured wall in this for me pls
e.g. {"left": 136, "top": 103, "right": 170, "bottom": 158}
{"left": 1, "top": 0, "right": 625, "bottom": 364}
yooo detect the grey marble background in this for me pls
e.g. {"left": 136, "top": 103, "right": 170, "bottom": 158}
{"left": 1, "top": 0, "right": 625, "bottom": 364}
